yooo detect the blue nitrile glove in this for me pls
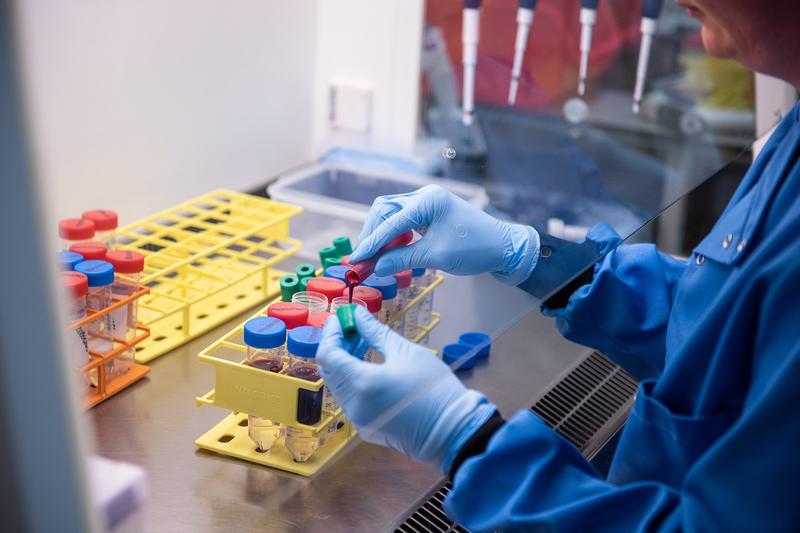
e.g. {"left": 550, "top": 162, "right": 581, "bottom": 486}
{"left": 317, "top": 306, "right": 497, "bottom": 473}
{"left": 349, "top": 184, "right": 540, "bottom": 285}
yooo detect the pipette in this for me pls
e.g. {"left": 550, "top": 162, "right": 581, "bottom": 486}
{"left": 632, "top": 0, "right": 665, "bottom": 114}
{"left": 577, "top": 0, "right": 600, "bottom": 96}
{"left": 508, "top": 0, "right": 538, "bottom": 105}
{"left": 462, "top": 0, "right": 482, "bottom": 125}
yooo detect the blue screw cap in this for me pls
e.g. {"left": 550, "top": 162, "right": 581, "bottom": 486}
{"left": 324, "top": 265, "right": 349, "bottom": 283}
{"left": 244, "top": 317, "right": 286, "bottom": 349}
{"left": 74, "top": 260, "right": 115, "bottom": 287}
{"left": 411, "top": 267, "right": 426, "bottom": 278}
{"left": 442, "top": 343, "right": 477, "bottom": 370}
{"left": 58, "top": 251, "right": 84, "bottom": 271}
{"left": 458, "top": 332, "right": 491, "bottom": 358}
{"left": 287, "top": 326, "right": 323, "bottom": 359}
{"left": 363, "top": 274, "right": 398, "bottom": 300}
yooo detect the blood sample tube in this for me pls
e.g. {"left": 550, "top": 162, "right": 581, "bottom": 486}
{"left": 332, "top": 236, "right": 353, "bottom": 256}
{"left": 292, "top": 291, "right": 329, "bottom": 314}
{"left": 82, "top": 210, "right": 118, "bottom": 247}
{"left": 58, "top": 251, "right": 84, "bottom": 271}
{"left": 60, "top": 271, "right": 89, "bottom": 372}
{"left": 363, "top": 274, "right": 399, "bottom": 325}
{"left": 243, "top": 316, "right": 287, "bottom": 452}
{"left": 105, "top": 250, "right": 145, "bottom": 374}
{"left": 295, "top": 263, "right": 316, "bottom": 280}
{"left": 285, "top": 326, "right": 323, "bottom": 462}
{"left": 267, "top": 302, "right": 309, "bottom": 330}
{"left": 69, "top": 242, "right": 108, "bottom": 261}
{"left": 392, "top": 270, "right": 412, "bottom": 335}
{"left": 74, "top": 260, "right": 115, "bottom": 385}
{"left": 59, "top": 218, "right": 96, "bottom": 251}
{"left": 342, "top": 285, "right": 383, "bottom": 318}
{"left": 306, "top": 311, "right": 332, "bottom": 328}
{"left": 340, "top": 255, "right": 353, "bottom": 267}
{"left": 280, "top": 274, "right": 300, "bottom": 302}
{"left": 344, "top": 231, "right": 413, "bottom": 286}
{"left": 306, "top": 277, "right": 347, "bottom": 306}
{"left": 324, "top": 265, "right": 349, "bottom": 284}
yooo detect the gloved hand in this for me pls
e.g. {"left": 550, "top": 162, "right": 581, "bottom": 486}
{"left": 349, "top": 184, "right": 540, "bottom": 285}
{"left": 317, "top": 306, "right": 497, "bottom": 473}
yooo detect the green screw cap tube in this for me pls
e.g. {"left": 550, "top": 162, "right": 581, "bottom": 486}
{"left": 279, "top": 274, "right": 299, "bottom": 302}
{"left": 295, "top": 263, "right": 316, "bottom": 279}
{"left": 336, "top": 304, "right": 358, "bottom": 338}
{"left": 319, "top": 246, "right": 339, "bottom": 266}
{"left": 299, "top": 276, "right": 312, "bottom": 291}
{"left": 333, "top": 236, "right": 353, "bottom": 255}
{"left": 323, "top": 257, "right": 341, "bottom": 269}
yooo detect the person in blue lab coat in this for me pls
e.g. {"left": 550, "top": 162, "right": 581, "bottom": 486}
{"left": 317, "top": 1, "right": 800, "bottom": 530}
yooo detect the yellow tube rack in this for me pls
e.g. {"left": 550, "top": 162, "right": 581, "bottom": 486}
{"left": 115, "top": 190, "right": 302, "bottom": 362}
{"left": 195, "top": 275, "right": 443, "bottom": 476}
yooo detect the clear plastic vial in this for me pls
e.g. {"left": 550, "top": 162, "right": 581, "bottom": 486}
{"left": 82, "top": 210, "right": 118, "bottom": 247}
{"left": 74, "top": 260, "right": 115, "bottom": 386}
{"left": 405, "top": 268, "right": 426, "bottom": 337}
{"left": 291, "top": 290, "right": 329, "bottom": 314}
{"left": 243, "top": 316, "right": 287, "bottom": 452}
{"left": 418, "top": 268, "right": 437, "bottom": 326}
{"left": 392, "top": 270, "right": 412, "bottom": 335}
{"left": 329, "top": 296, "right": 366, "bottom": 313}
{"left": 59, "top": 218, "right": 96, "bottom": 251}
{"left": 285, "top": 326, "right": 323, "bottom": 463}
{"left": 363, "top": 274, "right": 399, "bottom": 325}
{"left": 60, "top": 271, "right": 90, "bottom": 372}
{"left": 105, "top": 250, "right": 145, "bottom": 375}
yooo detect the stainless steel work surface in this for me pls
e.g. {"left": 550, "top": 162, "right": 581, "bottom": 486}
{"left": 90, "top": 272, "right": 587, "bottom": 532}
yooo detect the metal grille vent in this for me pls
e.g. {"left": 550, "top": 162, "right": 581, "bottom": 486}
{"left": 531, "top": 351, "right": 637, "bottom": 456}
{"left": 394, "top": 482, "right": 469, "bottom": 533}
{"left": 392, "top": 351, "right": 637, "bottom": 533}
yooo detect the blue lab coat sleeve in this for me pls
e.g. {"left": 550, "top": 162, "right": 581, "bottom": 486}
{"left": 535, "top": 223, "right": 687, "bottom": 378}
{"left": 445, "top": 261, "right": 800, "bottom": 532}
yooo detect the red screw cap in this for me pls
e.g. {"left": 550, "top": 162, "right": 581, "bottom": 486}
{"left": 69, "top": 242, "right": 108, "bottom": 261}
{"left": 267, "top": 302, "right": 309, "bottom": 330}
{"left": 59, "top": 218, "right": 96, "bottom": 241}
{"left": 82, "top": 210, "right": 118, "bottom": 231}
{"left": 105, "top": 250, "right": 145, "bottom": 274}
{"left": 61, "top": 271, "right": 89, "bottom": 298}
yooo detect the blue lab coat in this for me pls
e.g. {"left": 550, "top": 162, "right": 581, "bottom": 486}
{"left": 445, "top": 104, "right": 800, "bottom": 531}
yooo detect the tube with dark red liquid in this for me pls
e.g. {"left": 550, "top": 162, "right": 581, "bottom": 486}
{"left": 345, "top": 231, "right": 414, "bottom": 286}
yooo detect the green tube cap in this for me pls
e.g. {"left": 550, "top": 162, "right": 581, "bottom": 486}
{"left": 279, "top": 274, "right": 299, "bottom": 302}
{"left": 323, "top": 257, "right": 342, "bottom": 269}
{"left": 299, "top": 276, "right": 312, "bottom": 291}
{"left": 336, "top": 304, "right": 358, "bottom": 338}
{"left": 319, "top": 246, "right": 339, "bottom": 265}
{"left": 295, "top": 263, "right": 316, "bottom": 279}
{"left": 333, "top": 236, "right": 353, "bottom": 255}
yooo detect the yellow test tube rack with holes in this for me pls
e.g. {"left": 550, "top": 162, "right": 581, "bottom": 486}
{"left": 115, "top": 190, "right": 302, "bottom": 363}
{"left": 195, "top": 274, "right": 444, "bottom": 476}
